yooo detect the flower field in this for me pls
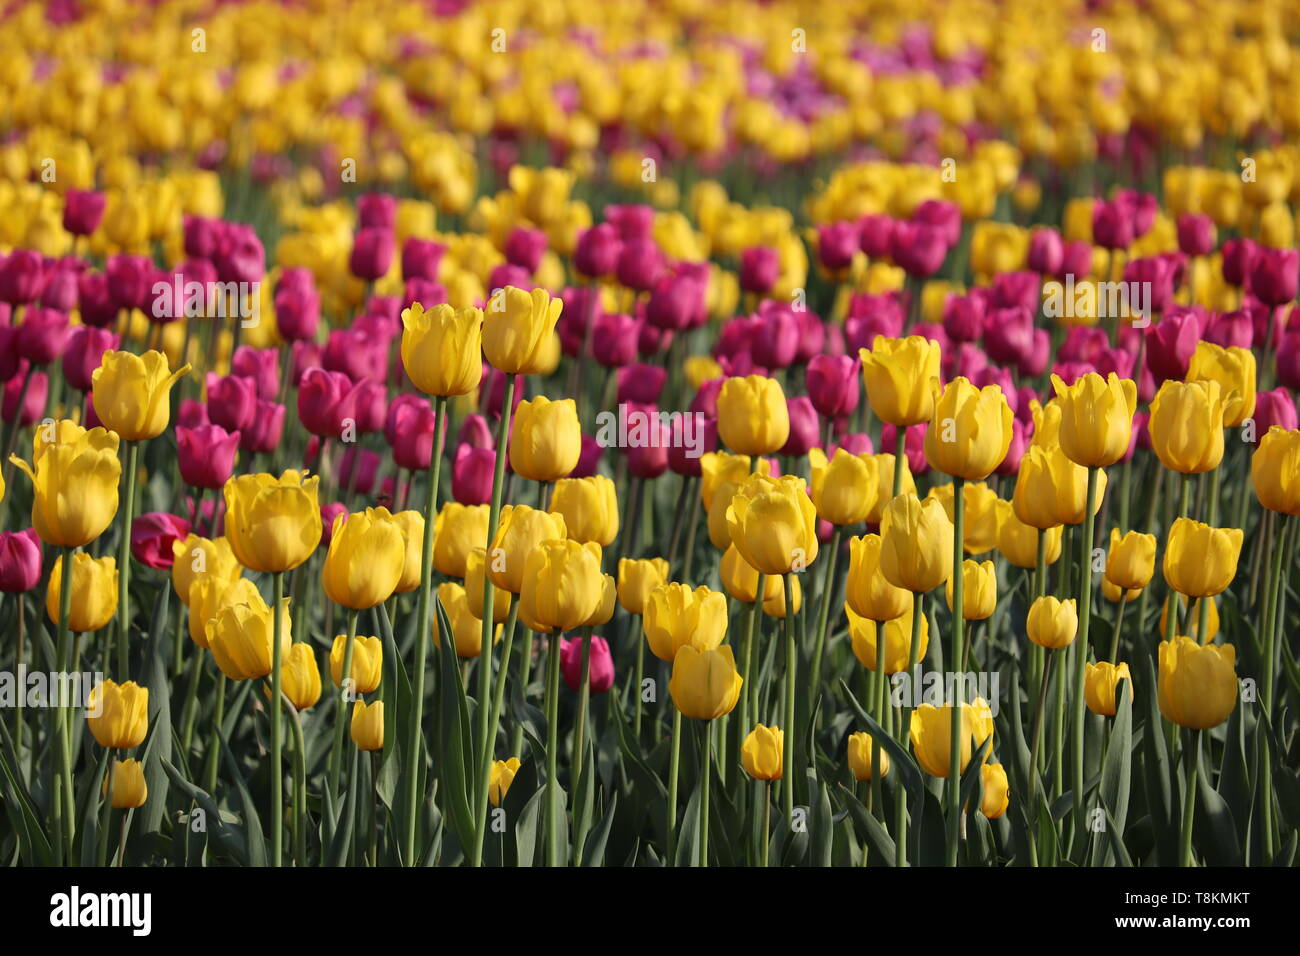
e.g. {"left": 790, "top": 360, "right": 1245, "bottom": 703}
{"left": 0, "top": 0, "right": 1298, "bottom": 874}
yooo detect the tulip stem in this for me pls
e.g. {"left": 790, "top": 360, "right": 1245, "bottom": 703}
{"left": 98, "top": 755, "right": 116, "bottom": 866}
{"left": 699, "top": 721, "right": 712, "bottom": 867}
{"left": 1072, "top": 466, "right": 1100, "bottom": 840}
{"left": 895, "top": 591, "right": 924, "bottom": 866}
{"left": 545, "top": 629, "right": 564, "bottom": 867}
{"left": 54, "top": 546, "right": 75, "bottom": 864}
{"left": 270, "top": 570, "right": 284, "bottom": 867}
{"left": 204, "top": 670, "right": 226, "bottom": 796}
{"left": 761, "top": 781, "right": 771, "bottom": 867}
{"left": 472, "top": 598, "right": 520, "bottom": 867}
{"left": 406, "top": 393, "right": 448, "bottom": 866}
{"left": 892, "top": 427, "right": 907, "bottom": 498}
{"left": 289, "top": 700, "right": 307, "bottom": 867}
{"left": 809, "top": 526, "right": 843, "bottom": 716}
{"left": 871, "top": 623, "right": 887, "bottom": 820}
{"left": 946, "top": 477, "right": 965, "bottom": 867}
{"left": 1196, "top": 467, "right": 1222, "bottom": 641}
{"left": 572, "top": 630, "right": 593, "bottom": 793}
{"left": 667, "top": 708, "right": 682, "bottom": 864}
{"left": 782, "top": 572, "right": 797, "bottom": 828}
{"left": 116, "top": 440, "right": 139, "bottom": 680}
{"left": 1180, "top": 729, "right": 1201, "bottom": 867}
{"left": 330, "top": 609, "right": 360, "bottom": 803}
{"left": 1108, "top": 593, "right": 1128, "bottom": 664}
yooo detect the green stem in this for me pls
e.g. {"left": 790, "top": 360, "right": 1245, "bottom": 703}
{"left": 203, "top": 670, "right": 226, "bottom": 796}
{"left": 760, "top": 780, "right": 771, "bottom": 868}
{"left": 270, "top": 570, "right": 284, "bottom": 866}
{"left": 476, "top": 599, "right": 520, "bottom": 860}
{"left": 1180, "top": 730, "right": 1201, "bottom": 867}
{"left": 895, "top": 591, "right": 924, "bottom": 866}
{"left": 98, "top": 752, "right": 116, "bottom": 866}
{"left": 809, "top": 526, "right": 843, "bottom": 710}
{"left": 782, "top": 572, "right": 797, "bottom": 827}
{"left": 699, "top": 721, "right": 712, "bottom": 867}
{"left": 290, "top": 702, "right": 307, "bottom": 867}
{"left": 330, "top": 609, "right": 360, "bottom": 801}
{"left": 946, "top": 476, "right": 965, "bottom": 866}
{"left": 545, "top": 629, "right": 564, "bottom": 867}
{"left": 1108, "top": 592, "right": 1128, "bottom": 663}
{"left": 116, "top": 441, "right": 139, "bottom": 679}
{"left": 1072, "top": 467, "right": 1100, "bottom": 837}
{"left": 55, "top": 547, "right": 74, "bottom": 863}
{"left": 667, "top": 707, "right": 682, "bottom": 864}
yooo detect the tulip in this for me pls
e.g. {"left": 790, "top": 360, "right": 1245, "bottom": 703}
{"left": 433, "top": 502, "right": 489, "bottom": 579}
{"left": 1158, "top": 638, "right": 1237, "bottom": 730}
{"left": 90, "top": 350, "right": 189, "bottom": 441}
{"left": 644, "top": 583, "right": 728, "bottom": 661}
{"left": 1248, "top": 247, "right": 1299, "bottom": 305}
{"left": 859, "top": 335, "right": 942, "bottom": 427}
{"left": 847, "top": 603, "right": 928, "bottom": 673}
{"left": 485, "top": 505, "right": 567, "bottom": 595}
{"left": 63, "top": 189, "right": 106, "bottom": 236}
{"left": 1163, "top": 519, "right": 1242, "bottom": 598}
{"left": 725, "top": 474, "right": 819, "bottom": 575}
{"left": 274, "top": 269, "right": 321, "bottom": 341}
{"left": 1105, "top": 529, "right": 1156, "bottom": 590}
{"left": 844, "top": 534, "right": 911, "bottom": 622}
{"left": 928, "top": 481, "right": 1000, "bottom": 555}
{"left": 329, "top": 634, "right": 383, "bottom": 693}
{"left": 130, "top": 512, "right": 191, "bottom": 570}
{"left": 296, "top": 369, "right": 359, "bottom": 439}
{"left": 222, "top": 473, "right": 319, "bottom": 576}
{"left": 806, "top": 354, "right": 860, "bottom": 419}
{"left": 1050, "top": 372, "right": 1137, "bottom": 468}
{"left": 741, "top": 724, "right": 784, "bottom": 780}
{"left": 878, "top": 493, "right": 954, "bottom": 593}
{"left": 561, "top": 635, "right": 615, "bottom": 693}
{"left": 909, "top": 700, "right": 994, "bottom": 778}
{"left": 434, "top": 581, "right": 501, "bottom": 657}
{"left": 616, "top": 558, "right": 670, "bottom": 615}
{"left": 518, "top": 539, "right": 610, "bottom": 634}
{"left": 206, "top": 372, "right": 258, "bottom": 433}
{"left": 482, "top": 286, "right": 563, "bottom": 375}
{"left": 209, "top": 591, "right": 294, "bottom": 678}
{"left": 240, "top": 400, "right": 285, "bottom": 455}
{"left": 61, "top": 326, "right": 118, "bottom": 393}
{"left": 1085, "top": 662, "right": 1132, "bottom": 717}
{"left": 351, "top": 700, "right": 385, "bottom": 751}
{"left": 1013, "top": 444, "right": 1106, "bottom": 528}
{"left": 350, "top": 228, "right": 394, "bottom": 281}
{"left": 11, "top": 425, "right": 120, "bottom": 548}
{"left": 187, "top": 576, "right": 255, "bottom": 649}
{"left": 945, "top": 559, "right": 996, "bottom": 620}
{"left": 400, "top": 302, "right": 483, "bottom": 397}
{"left": 176, "top": 423, "right": 240, "bottom": 489}
{"left": 847, "top": 732, "right": 890, "bottom": 781}
{"left": 978, "top": 764, "right": 1009, "bottom": 819}
{"left": 925, "top": 377, "right": 1014, "bottom": 481}
{"left": 719, "top": 544, "right": 784, "bottom": 605}
{"left": 488, "top": 758, "right": 522, "bottom": 807}
{"left": 669, "top": 643, "right": 743, "bottom": 720}
{"left": 549, "top": 476, "right": 619, "bottom": 546}
{"left": 1027, "top": 596, "right": 1078, "bottom": 649}
{"left": 322, "top": 507, "right": 406, "bottom": 610}
{"left": 231, "top": 347, "right": 281, "bottom": 400}
{"left": 0, "top": 528, "right": 42, "bottom": 593}
{"left": 1145, "top": 309, "right": 1202, "bottom": 386}
{"left": 995, "top": 500, "right": 1062, "bottom": 570}
{"left": 1252, "top": 426, "right": 1300, "bottom": 514}
{"left": 508, "top": 396, "right": 581, "bottom": 482}
{"left": 106, "top": 759, "right": 148, "bottom": 810}
{"left": 807, "top": 447, "right": 880, "bottom": 526}
{"left": 463, "top": 548, "right": 512, "bottom": 624}
{"left": 280, "top": 643, "right": 322, "bottom": 711}
{"left": 1187, "top": 343, "right": 1255, "bottom": 427}
{"left": 716, "top": 376, "right": 790, "bottom": 456}
{"left": 1252, "top": 389, "right": 1298, "bottom": 438}
{"left": 86, "top": 680, "right": 148, "bottom": 749}
{"left": 46, "top": 553, "right": 117, "bottom": 633}
{"left": 1147, "top": 380, "right": 1238, "bottom": 474}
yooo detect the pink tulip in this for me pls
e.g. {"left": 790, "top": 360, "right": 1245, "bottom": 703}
{"left": 131, "top": 513, "right": 192, "bottom": 570}
{"left": 561, "top": 636, "right": 615, "bottom": 694}
{"left": 0, "top": 528, "right": 42, "bottom": 593}
{"left": 178, "top": 424, "right": 241, "bottom": 489}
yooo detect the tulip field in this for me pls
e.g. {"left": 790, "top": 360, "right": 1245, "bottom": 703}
{"left": 1, "top": 0, "right": 1299, "bottom": 880}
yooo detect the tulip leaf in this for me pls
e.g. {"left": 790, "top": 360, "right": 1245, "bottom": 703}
{"left": 79, "top": 749, "right": 110, "bottom": 867}
{"left": 836, "top": 784, "right": 895, "bottom": 865}
{"left": 326, "top": 747, "right": 360, "bottom": 867}
{"left": 810, "top": 774, "right": 834, "bottom": 866}
{"left": 1274, "top": 831, "right": 1298, "bottom": 867}
{"left": 674, "top": 783, "right": 701, "bottom": 867}
{"left": 515, "top": 785, "right": 544, "bottom": 867}
{"left": 1194, "top": 753, "right": 1242, "bottom": 866}
{"left": 836, "top": 678, "right": 924, "bottom": 797}
{"left": 140, "top": 603, "right": 174, "bottom": 837}
{"left": 1100, "top": 804, "right": 1134, "bottom": 867}
{"left": 433, "top": 594, "right": 478, "bottom": 852}
{"left": 914, "top": 785, "right": 945, "bottom": 866}
{"left": 580, "top": 792, "right": 618, "bottom": 866}
{"left": 958, "top": 735, "right": 993, "bottom": 819}
{"left": 160, "top": 758, "right": 247, "bottom": 865}
{"left": 1091, "top": 677, "right": 1132, "bottom": 865}
{"left": 219, "top": 737, "right": 268, "bottom": 867}
{"left": 1138, "top": 653, "right": 1174, "bottom": 864}
{"left": 1216, "top": 700, "right": 1251, "bottom": 845}
{"left": 0, "top": 715, "right": 54, "bottom": 865}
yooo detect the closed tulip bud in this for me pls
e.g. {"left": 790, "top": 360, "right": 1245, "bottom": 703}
{"left": 240, "top": 400, "right": 285, "bottom": 455}
{"left": 189, "top": 577, "right": 258, "bottom": 649}
{"left": 518, "top": 539, "right": 610, "bottom": 634}
{"left": 465, "top": 547, "right": 512, "bottom": 623}
{"left": 995, "top": 500, "right": 1062, "bottom": 570}
{"left": 106, "top": 758, "right": 148, "bottom": 809}
{"left": 486, "top": 505, "right": 567, "bottom": 595}
{"left": 946, "top": 559, "right": 997, "bottom": 620}
{"left": 978, "top": 764, "right": 1010, "bottom": 818}
{"left": 741, "top": 724, "right": 784, "bottom": 780}
{"left": 482, "top": 286, "right": 563, "bottom": 375}
{"left": 844, "top": 534, "right": 911, "bottom": 622}
{"left": 1252, "top": 426, "right": 1300, "bottom": 514}
{"left": 561, "top": 635, "right": 615, "bottom": 693}
{"left": 617, "top": 557, "right": 669, "bottom": 615}
{"left": 453, "top": 443, "right": 495, "bottom": 505}
{"left": 390, "top": 510, "right": 424, "bottom": 594}
{"left": 866, "top": 452, "right": 916, "bottom": 523}
{"left": 925, "top": 377, "right": 1014, "bottom": 480}
{"left": 1027, "top": 596, "right": 1078, "bottom": 649}
{"left": 208, "top": 593, "right": 292, "bottom": 681}
{"left": 400, "top": 302, "right": 483, "bottom": 397}
{"left": 383, "top": 394, "right": 438, "bottom": 471}
{"left": 1102, "top": 578, "right": 1142, "bottom": 603}
{"left": 808, "top": 447, "right": 880, "bottom": 526}
{"left": 1013, "top": 444, "right": 1106, "bottom": 528}
{"left": 847, "top": 732, "right": 890, "bottom": 781}
{"left": 549, "top": 475, "right": 619, "bottom": 545}
{"left": 1163, "top": 519, "right": 1242, "bottom": 598}
{"left": 90, "top": 350, "right": 189, "bottom": 441}
{"left": 171, "top": 534, "right": 240, "bottom": 606}
{"left": 1158, "top": 637, "right": 1237, "bottom": 730}
{"left": 11, "top": 425, "right": 120, "bottom": 548}
{"left": 644, "top": 583, "right": 728, "bottom": 661}
{"left": 1187, "top": 343, "right": 1255, "bottom": 427}
{"left": 0, "top": 528, "right": 42, "bottom": 593}
{"left": 329, "top": 634, "right": 383, "bottom": 693}
{"left": 322, "top": 507, "right": 405, "bottom": 609}
{"left": 351, "top": 700, "right": 384, "bottom": 750}
{"left": 806, "top": 354, "right": 860, "bottom": 419}
{"left": 1085, "top": 661, "right": 1132, "bottom": 717}
{"left": 848, "top": 602, "right": 928, "bottom": 673}
{"left": 1148, "top": 380, "right": 1239, "bottom": 474}
{"left": 488, "top": 758, "right": 522, "bottom": 807}
{"left": 508, "top": 396, "right": 581, "bottom": 482}
{"left": 432, "top": 502, "right": 489, "bottom": 579}
{"left": 859, "top": 335, "right": 942, "bottom": 426}
{"left": 46, "top": 552, "right": 117, "bottom": 633}
{"left": 434, "top": 581, "right": 499, "bottom": 656}
{"left": 1049, "top": 372, "right": 1137, "bottom": 468}
{"left": 725, "top": 474, "right": 819, "bottom": 575}
{"left": 280, "top": 643, "right": 322, "bottom": 710}
{"left": 670, "top": 643, "right": 743, "bottom": 720}
{"left": 910, "top": 700, "right": 994, "bottom": 778}
{"left": 1105, "top": 529, "right": 1156, "bottom": 590}
{"left": 719, "top": 544, "right": 782, "bottom": 605}
{"left": 927, "top": 481, "right": 1000, "bottom": 555}
{"left": 86, "top": 680, "right": 148, "bottom": 749}
{"left": 879, "top": 493, "right": 954, "bottom": 593}
{"left": 62, "top": 326, "right": 119, "bottom": 393}
{"left": 223, "top": 471, "right": 322, "bottom": 573}
{"left": 716, "top": 376, "right": 790, "bottom": 455}
{"left": 177, "top": 424, "right": 240, "bottom": 489}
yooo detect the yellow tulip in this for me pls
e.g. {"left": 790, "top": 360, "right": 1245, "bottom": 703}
{"left": 10, "top": 425, "right": 120, "bottom": 548}
{"left": 86, "top": 680, "right": 148, "bottom": 749}
{"left": 322, "top": 507, "right": 406, "bottom": 609}
{"left": 716, "top": 375, "right": 790, "bottom": 455}
{"left": 1158, "top": 637, "right": 1237, "bottom": 730}
{"left": 643, "top": 583, "right": 728, "bottom": 662}
{"left": 434, "top": 581, "right": 502, "bottom": 657}
{"left": 105, "top": 758, "right": 148, "bottom": 809}
{"left": 1085, "top": 661, "right": 1132, "bottom": 716}
{"left": 699, "top": 451, "right": 769, "bottom": 507}
{"left": 858, "top": 335, "right": 942, "bottom": 426}
{"left": 741, "top": 724, "right": 784, "bottom": 780}
{"left": 489, "top": 757, "right": 522, "bottom": 807}
{"left": 550, "top": 475, "right": 619, "bottom": 545}
{"left": 878, "top": 493, "right": 954, "bottom": 593}
{"left": 616, "top": 557, "right": 670, "bottom": 615}
{"left": 1252, "top": 426, "right": 1300, "bottom": 515}
{"left": 1013, "top": 443, "right": 1106, "bottom": 527}
{"left": 190, "top": 576, "right": 259, "bottom": 649}
{"left": 1049, "top": 372, "right": 1137, "bottom": 468}
{"left": 434, "top": 503, "right": 489, "bottom": 578}
{"left": 1105, "top": 529, "right": 1156, "bottom": 590}
{"left": 1187, "top": 342, "right": 1255, "bottom": 427}
{"left": 46, "top": 553, "right": 117, "bottom": 633}
{"left": 281, "top": 643, "right": 322, "bottom": 711}
{"left": 847, "top": 731, "right": 890, "bottom": 781}
{"left": 465, "top": 547, "right": 511, "bottom": 623}
{"left": 517, "top": 539, "right": 609, "bottom": 634}
{"left": 508, "top": 396, "right": 581, "bottom": 482}
{"left": 1148, "top": 380, "right": 1239, "bottom": 474}
{"left": 400, "top": 301, "right": 483, "bottom": 397}
{"left": 909, "top": 699, "right": 994, "bottom": 778}
{"left": 669, "top": 643, "right": 743, "bottom": 720}
{"left": 808, "top": 447, "right": 880, "bottom": 525}
{"left": 928, "top": 481, "right": 1000, "bottom": 554}
{"left": 924, "top": 377, "right": 1014, "bottom": 481}
{"left": 978, "top": 763, "right": 1009, "bottom": 818}
{"left": 847, "top": 602, "right": 928, "bottom": 673}
{"left": 223, "top": 471, "right": 322, "bottom": 573}
{"left": 725, "top": 473, "right": 819, "bottom": 575}
{"left": 170, "top": 534, "right": 240, "bottom": 606}
{"left": 762, "top": 573, "right": 801, "bottom": 618}
{"left": 90, "top": 349, "right": 190, "bottom": 441}
{"left": 994, "top": 500, "right": 1062, "bottom": 569}
{"left": 482, "top": 286, "right": 563, "bottom": 375}
{"left": 844, "top": 534, "right": 911, "bottom": 622}
{"left": 719, "top": 544, "right": 782, "bottom": 605}
{"left": 391, "top": 510, "right": 424, "bottom": 593}
{"left": 486, "top": 505, "right": 567, "bottom": 595}
{"left": 866, "top": 452, "right": 916, "bottom": 524}
{"left": 1101, "top": 578, "right": 1143, "bottom": 603}
{"left": 945, "top": 559, "right": 997, "bottom": 621}
{"left": 1162, "top": 518, "right": 1242, "bottom": 598}
{"left": 351, "top": 700, "right": 385, "bottom": 750}
{"left": 329, "top": 634, "right": 383, "bottom": 693}
{"left": 1027, "top": 596, "right": 1078, "bottom": 649}
{"left": 208, "top": 593, "right": 293, "bottom": 681}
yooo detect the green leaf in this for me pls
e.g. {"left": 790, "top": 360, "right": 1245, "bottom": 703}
{"left": 433, "top": 593, "right": 478, "bottom": 850}
{"left": 837, "top": 678, "right": 923, "bottom": 797}
{"left": 1091, "top": 676, "right": 1132, "bottom": 864}
{"left": 580, "top": 793, "right": 618, "bottom": 866}
{"left": 836, "top": 784, "right": 895, "bottom": 865}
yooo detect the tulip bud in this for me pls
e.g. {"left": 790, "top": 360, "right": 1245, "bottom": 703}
{"left": 1104, "top": 529, "right": 1156, "bottom": 590}
{"left": 561, "top": 635, "right": 615, "bottom": 693}
{"left": 0, "top": 528, "right": 43, "bottom": 593}
{"left": 223, "top": 470, "right": 322, "bottom": 573}
{"left": 848, "top": 603, "right": 928, "bottom": 673}
{"left": 329, "top": 634, "right": 383, "bottom": 694}
{"left": 1027, "top": 596, "right": 1078, "bottom": 649}
{"left": 488, "top": 758, "right": 521, "bottom": 807}
{"left": 909, "top": 700, "right": 994, "bottom": 777}
{"left": 86, "top": 680, "right": 148, "bottom": 749}
{"left": 741, "top": 724, "right": 784, "bottom": 780}
{"left": 945, "top": 559, "right": 997, "bottom": 621}
{"left": 669, "top": 643, "right": 743, "bottom": 720}
{"left": 847, "top": 732, "right": 890, "bottom": 781}
{"left": 1085, "top": 661, "right": 1132, "bottom": 717}
{"left": 47, "top": 553, "right": 118, "bottom": 633}
{"left": 351, "top": 700, "right": 385, "bottom": 750}
{"left": 323, "top": 507, "right": 406, "bottom": 609}
{"left": 91, "top": 350, "right": 190, "bottom": 441}
{"left": 1158, "top": 638, "right": 1237, "bottom": 730}
{"left": 1162, "top": 519, "right": 1243, "bottom": 598}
